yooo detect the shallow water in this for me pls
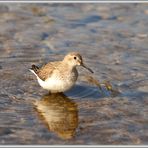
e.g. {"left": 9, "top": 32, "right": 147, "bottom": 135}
{"left": 0, "top": 3, "right": 147, "bottom": 144}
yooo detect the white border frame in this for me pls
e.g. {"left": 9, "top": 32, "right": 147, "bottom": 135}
{"left": 0, "top": 1, "right": 147, "bottom": 3}
{"left": 0, "top": 0, "right": 147, "bottom": 147}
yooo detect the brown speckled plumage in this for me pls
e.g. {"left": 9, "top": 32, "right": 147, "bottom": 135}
{"left": 30, "top": 52, "right": 93, "bottom": 93}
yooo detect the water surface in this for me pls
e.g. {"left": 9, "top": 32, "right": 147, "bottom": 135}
{"left": 0, "top": 3, "right": 147, "bottom": 144}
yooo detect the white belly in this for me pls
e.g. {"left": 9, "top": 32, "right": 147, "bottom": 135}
{"left": 37, "top": 75, "right": 77, "bottom": 93}
{"left": 30, "top": 67, "right": 78, "bottom": 93}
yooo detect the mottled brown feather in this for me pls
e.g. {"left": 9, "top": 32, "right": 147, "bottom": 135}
{"left": 37, "top": 61, "right": 61, "bottom": 81}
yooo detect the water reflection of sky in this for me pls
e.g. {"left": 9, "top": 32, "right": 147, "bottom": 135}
{"left": 0, "top": 3, "right": 147, "bottom": 144}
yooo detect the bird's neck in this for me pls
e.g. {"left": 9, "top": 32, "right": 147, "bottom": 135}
{"left": 61, "top": 62, "right": 77, "bottom": 72}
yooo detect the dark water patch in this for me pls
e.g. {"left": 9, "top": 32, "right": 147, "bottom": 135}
{"left": 108, "top": 15, "right": 117, "bottom": 20}
{"left": 41, "top": 32, "right": 49, "bottom": 40}
{"left": 0, "top": 128, "right": 12, "bottom": 136}
{"left": 0, "top": 5, "right": 9, "bottom": 13}
{"left": 40, "top": 30, "right": 58, "bottom": 41}
{"left": 81, "top": 15, "right": 102, "bottom": 24}
{"left": 69, "top": 15, "right": 102, "bottom": 28}
{"left": 65, "top": 83, "right": 116, "bottom": 100}
{"left": 118, "top": 78, "right": 148, "bottom": 89}
{"left": 69, "top": 15, "right": 118, "bottom": 28}
{"left": 121, "top": 91, "right": 148, "bottom": 102}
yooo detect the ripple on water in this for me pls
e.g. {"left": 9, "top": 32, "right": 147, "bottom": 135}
{"left": 0, "top": 3, "right": 147, "bottom": 144}
{"left": 65, "top": 84, "right": 107, "bottom": 99}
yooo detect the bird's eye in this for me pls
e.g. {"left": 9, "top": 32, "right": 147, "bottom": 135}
{"left": 74, "top": 57, "right": 77, "bottom": 60}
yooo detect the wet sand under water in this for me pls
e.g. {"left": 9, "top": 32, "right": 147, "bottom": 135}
{"left": 0, "top": 3, "right": 147, "bottom": 144}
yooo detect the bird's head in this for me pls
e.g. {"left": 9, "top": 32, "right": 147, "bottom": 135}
{"left": 63, "top": 52, "right": 93, "bottom": 73}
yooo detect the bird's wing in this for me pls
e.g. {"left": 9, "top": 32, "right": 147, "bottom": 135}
{"left": 37, "top": 61, "right": 60, "bottom": 81}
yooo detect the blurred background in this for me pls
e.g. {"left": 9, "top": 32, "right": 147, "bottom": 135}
{"left": 0, "top": 3, "right": 147, "bottom": 144}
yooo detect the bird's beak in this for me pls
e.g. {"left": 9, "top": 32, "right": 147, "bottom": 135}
{"left": 81, "top": 63, "right": 94, "bottom": 73}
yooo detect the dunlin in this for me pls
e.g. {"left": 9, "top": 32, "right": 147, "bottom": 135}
{"left": 29, "top": 52, "right": 93, "bottom": 93}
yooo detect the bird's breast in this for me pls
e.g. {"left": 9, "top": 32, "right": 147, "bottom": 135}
{"left": 39, "top": 69, "right": 78, "bottom": 92}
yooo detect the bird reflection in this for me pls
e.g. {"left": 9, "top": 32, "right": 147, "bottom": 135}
{"left": 34, "top": 93, "right": 78, "bottom": 140}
